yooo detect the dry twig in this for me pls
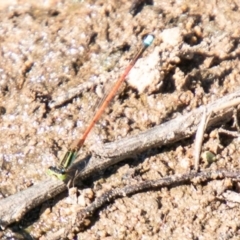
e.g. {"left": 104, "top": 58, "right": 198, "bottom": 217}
{"left": 1, "top": 88, "right": 240, "bottom": 229}
{"left": 194, "top": 107, "right": 212, "bottom": 171}
{"left": 49, "top": 170, "right": 240, "bottom": 239}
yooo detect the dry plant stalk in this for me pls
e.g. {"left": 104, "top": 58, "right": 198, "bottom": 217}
{"left": 194, "top": 107, "right": 212, "bottom": 171}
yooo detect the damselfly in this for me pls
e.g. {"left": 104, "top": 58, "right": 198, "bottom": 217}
{"left": 48, "top": 34, "right": 154, "bottom": 180}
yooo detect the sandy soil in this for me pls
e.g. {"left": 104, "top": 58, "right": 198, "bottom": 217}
{"left": 1, "top": 0, "right": 240, "bottom": 239}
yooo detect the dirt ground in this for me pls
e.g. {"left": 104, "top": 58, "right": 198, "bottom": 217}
{"left": 1, "top": 0, "right": 240, "bottom": 239}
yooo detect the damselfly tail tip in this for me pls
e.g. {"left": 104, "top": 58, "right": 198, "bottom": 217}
{"left": 143, "top": 34, "right": 154, "bottom": 47}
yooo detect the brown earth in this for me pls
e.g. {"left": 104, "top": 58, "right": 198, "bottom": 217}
{"left": 1, "top": 0, "right": 240, "bottom": 239}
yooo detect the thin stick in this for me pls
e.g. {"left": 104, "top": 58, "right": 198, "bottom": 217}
{"left": 50, "top": 170, "right": 240, "bottom": 239}
{"left": 218, "top": 128, "right": 240, "bottom": 137}
{"left": 49, "top": 77, "right": 108, "bottom": 109}
{"left": 1, "top": 88, "right": 240, "bottom": 229}
{"left": 94, "top": 91, "right": 240, "bottom": 158}
{"left": 76, "top": 170, "right": 240, "bottom": 223}
{"left": 194, "top": 107, "right": 212, "bottom": 171}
